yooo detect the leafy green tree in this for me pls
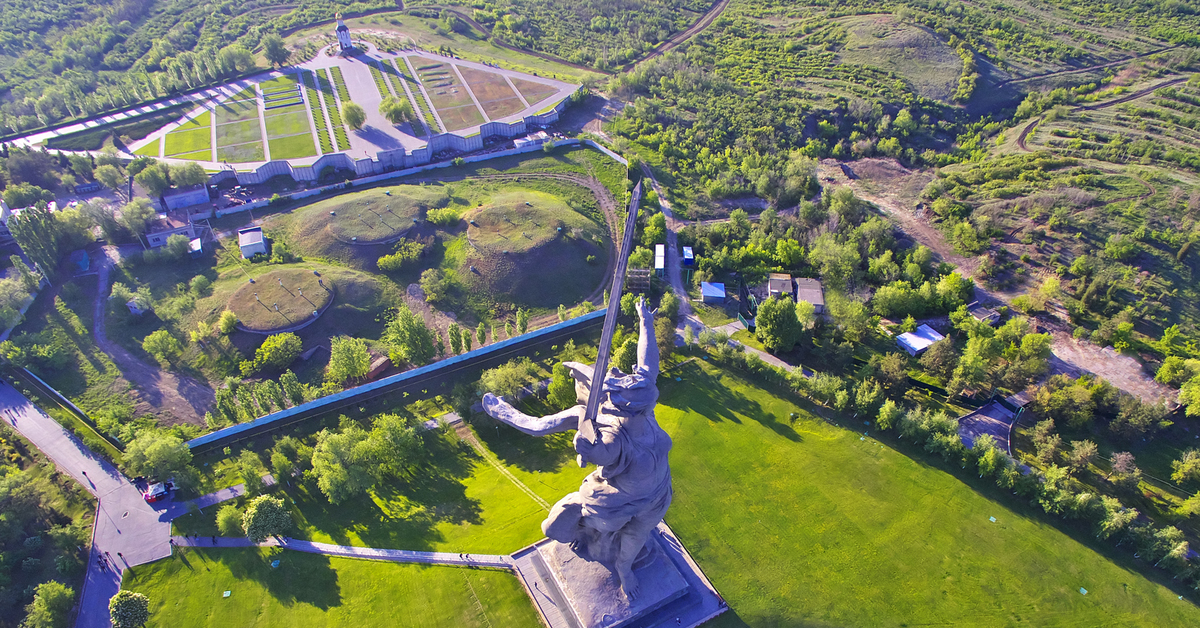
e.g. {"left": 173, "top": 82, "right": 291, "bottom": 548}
{"left": 95, "top": 164, "right": 126, "bottom": 193}
{"left": 1067, "top": 440, "right": 1098, "bottom": 472}
{"left": 326, "top": 336, "right": 370, "bottom": 383}
{"left": 876, "top": 399, "right": 903, "bottom": 431}
{"left": 169, "top": 162, "right": 208, "bottom": 187}
{"left": 476, "top": 322, "right": 487, "bottom": 347}
{"left": 133, "top": 163, "right": 170, "bottom": 196}
{"left": 754, "top": 295, "right": 801, "bottom": 352}
{"left": 378, "top": 96, "right": 413, "bottom": 124}
{"left": 242, "top": 494, "right": 291, "bottom": 542}
{"left": 108, "top": 590, "right": 149, "bottom": 628}
{"left": 311, "top": 424, "right": 373, "bottom": 503}
{"left": 280, "top": 370, "right": 304, "bottom": 406}
{"left": 142, "top": 329, "right": 182, "bottom": 364}
{"left": 271, "top": 450, "right": 293, "bottom": 482}
{"left": 1171, "top": 449, "right": 1200, "bottom": 484}
{"left": 237, "top": 449, "right": 265, "bottom": 495}
{"left": 119, "top": 198, "right": 157, "bottom": 236}
{"left": 854, "top": 378, "right": 884, "bottom": 415}
{"left": 614, "top": 337, "right": 638, "bottom": 374}
{"left": 252, "top": 333, "right": 303, "bottom": 372}
{"left": 385, "top": 306, "right": 435, "bottom": 366}
{"left": 23, "top": 581, "right": 74, "bottom": 628}
{"left": 461, "top": 327, "right": 472, "bottom": 352}
{"left": 480, "top": 357, "right": 537, "bottom": 398}
{"left": 516, "top": 308, "right": 529, "bottom": 334}
{"left": 2, "top": 182, "right": 54, "bottom": 209}
{"left": 419, "top": 268, "right": 449, "bottom": 302}
{"left": 262, "top": 33, "right": 290, "bottom": 67}
{"left": 342, "top": 102, "right": 366, "bottom": 130}
{"left": 123, "top": 432, "right": 193, "bottom": 484}
{"left": 363, "top": 413, "right": 422, "bottom": 479}
{"left": 547, "top": 362, "right": 577, "bottom": 410}
{"left": 217, "top": 44, "right": 256, "bottom": 74}
{"left": 216, "top": 504, "right": 242, "bottom": 536}
{"left": 9, "top": 204, "right": 66, "bottom": 274}
{"left": 165, "top": 233, "right": 190, "bottom": 260}
{"left": 1182, "top": 375, "right": 1200, "bottom": 417}
{"left": 448, "top": 322, "right": 462, "bottom": 354}
{"left": 218, "top": 310, "right": 239, "bottom": 335}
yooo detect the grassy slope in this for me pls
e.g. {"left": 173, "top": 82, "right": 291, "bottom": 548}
{"left": 122, "top": 547, "right": 540, "bottom": 628}
{"left": 657, "top": 360, "right": 1200, "bottom": 627}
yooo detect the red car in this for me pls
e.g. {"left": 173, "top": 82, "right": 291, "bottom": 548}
{"left": 143, "top": 482, "right": 168, "bottom": 502}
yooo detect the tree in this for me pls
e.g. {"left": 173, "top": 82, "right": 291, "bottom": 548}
{"left": 218, "top": 310, "right": 239, "bottom": 335}
{"left": 169, "top": 162, "right": 208, "bottom": 187}
{"left": 480, "top": 357, "right": 537, "bottom": 398}
{"left": 10, "top": 254, "right": 40, "bottom": 292}
{"left": 1067, "top": 440, "right": 1098, "bottom": 472}
{"left": 854, "top": 378, "right": 884, "bottom": 415}
{"left": 95, "top": 164, "right": 126, "bottom": 192}
{"left": 133, "top": 163, "right": 170, "bottom": 196}
{"left": 271, "top": 450, "right": 293, "bottom": 481}
{"left": 419, "top": 268, "right": 449, "bottom": 302}
{"left": 1181, "top": 375, "right": 1200, "bottom": 417}
{"left": 280, "top": 370, "right": 304, "bottom": 405}
{"left": 379, "top": 96, "right": 414, "bottom": 124}
{"left": 142, "top": 329, "right": 182, "bottom": 364}
{"left": 919, "top": 338, "right": 956, "bottom": 379}
{"left": 123, "top": 432, "right": 193, "bottom": 484}
{"left": 2, "top": 182, "right": 54, "bottom": 209}
{"left": 448, "top": 322, "right": 462, "bottom": 354}
{"left": 385, "top": 306, "right": 435, "bottom": 366}
{"left": 876, "top": 399, "right": 903, "bottom": 431}
{"left": 262, "top": 33, "right": 291, "bottom": 67}
{"left": 516, "top": 308, "right": 529, "bottom": 334}
{"left": 755, "top": 295, "right": 801, "bottom": 352}
{"left": 1171, "top": 449, "right": 1200, "bottom": 484}
{"left": 311, "top": 424, "right": 373, "bottom": 503}
{"left": 8, "top": 204, "right": 66, "bottom": 274}
{"left": 327, "top": 336, "right": 370, "bottom": 383}
{"left": 476, "top": 322, "right": 487, "bottom": 347}
{"left": 237, "top": 449, "right": 265, "bottom": 496}
{"left": 242, "top": 494, "right": 291, "bottom": 542}
{"left": 547, "top": 362, "right": 577, "bottom": 410}
{"left": 252, "top": 333, "right": 303, "bottom": 372}
{"left": 165, "top": 233, "right": 190, "bottom": 260}
{"left": 216, "top": 503, "right": 242, "bottom": 536}
{"left": 119, "top": 198, "right": 157, "bottom": 236}
{"left": 23, "top": 581, "right": 74, "bottom": 628}
{"left": 363, "top": 413, "right": 422, "bottom": 479}
{"left": 343, "top": 102, "right": 366, "bottom": 130}
{"left": 108, "top": 590, "right": 149, "bottom": 628}
{"left": 1110, "top": 451, "right": 1141, "bottom": 492}
{"left": 217, "top": 44, "right": 256, "bottom": 74}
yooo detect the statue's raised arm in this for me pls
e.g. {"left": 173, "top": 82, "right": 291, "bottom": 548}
{"left": 635, "top": 296, "right": 659, "bottom": 379}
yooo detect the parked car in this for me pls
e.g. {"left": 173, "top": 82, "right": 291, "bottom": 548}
{"left": 143, "top": 482, "right": 168, "bottom": 502}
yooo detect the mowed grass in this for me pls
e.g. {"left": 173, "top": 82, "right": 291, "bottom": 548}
{"left": 216, "top": 119, "right": 262, "bottom": 146}
{"left": 509, "top": 76, "right": 558, "bottom": 106}
{"left": 216, "top": 97, "right": 260, "bottom": 124}
{"left": 134, "top": 137, "right": 161, "bottom": 157}
{"left": 436, "top": 104, "right": 484, "bottom": 131}
{"left": 280, "top": 185, "right": 441, "bottom": 246}
{"left": 268, "top": 133, "right": 318, "bottom": 160}
{"left": 122, "top": 547, "right": 540, "bottom": 628}
{"left": 456, "top": 66, "right": 524, "bottom": 118}
{"left": 656, "top": 361, "right": 1200, "bottom": 627}
{"left": 165, "top": 127, "right": 211, "bottom": 156}
{"left": 465, "top": 190, "right": 595, "bottom": 253}
{"left": 264, "top": 110, "right": 312, "bottom": 138}
{"left": 173, "top": 149, "right": 214, "bottom": 161}
{"left": 217, "top": 141, "right": 265, "bottom": 163}
{"left": 177, "top": 110, "right": 211, "bottom": 129}
{"left": 228, "top": 268, "right": 333, "bottom": 332}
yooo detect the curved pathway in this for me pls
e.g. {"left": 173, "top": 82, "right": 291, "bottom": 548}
{"left": 93, "top": 247, "right": 215, "bottom": 425}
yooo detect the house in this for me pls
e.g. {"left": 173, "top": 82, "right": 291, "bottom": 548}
{"left": 335, "top": 13, "right": 353, "bottom": 51}
{"left": 966, "top": 301, "right": 1000, "bottom": 326}
{"left": 188, "top": 238, "right": 203, "bottom": 259}
{"left": 682, "top": 246, "right": 694, "bottom": 267}
{"left": 767, "top": 273, "right": 793, "bottom": 299}
{"left": 145, "top": 213, "right": 196, "bottom": 248}
{"left": 126, "top": 300, "right": 149, "bottom": 316}
{"left": 162, "top": 183, "right": 210, "bottom": 211}
{"left": 514, "top": 130, "right": 551, "bottom": 149}
{"left": 238, "top": 227, "right": 267, "bottom": 258}
{"left": 794, "top": 278, "right": 825, "bottom": 314}
{"left": 700, "top": 282, "right": 725, "bottom": 304}
{"left": 73, "top": 182, "right": 102, "bottom": 195}
{"left": 654, "top": 244, "right": 665, "bottom": 277}
{"left": 897, "top": 324, "right": 945, "bottom": 357}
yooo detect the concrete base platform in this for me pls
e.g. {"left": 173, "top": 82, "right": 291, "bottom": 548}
{"left": 511, "top": 523, "right": 727, "bottom": 628}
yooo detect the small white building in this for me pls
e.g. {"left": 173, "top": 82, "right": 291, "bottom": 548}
{"left": 795, "top": 278, "right": 825, "bottom": 314}
{"left": 654, "top": 243, "right": 665, "bottom": 277}
{"left": 238, "top": 227, "right": 267, "bottom": 258}
{"left": 336, "top": 14, "right": 353, "bottom": 51}
{"left": 700, "top": 282, "right": 725, "bottom": 304}
{"left": 514, "top": 131, "right": 551, "bottom": 149}
{"left": 897, "top": 324, "right": 945, "bottom": 357}
{"left": 126, "top": 299, "right": 149, "bottom": 316}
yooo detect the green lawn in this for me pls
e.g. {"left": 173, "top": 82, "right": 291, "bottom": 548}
{"left": 265, "top": 111, "right": 312, "bottom": 138}
{"left": 228, "top": 268, "right": 332, "bottom": 332}
{"left": 216, "top": 119, "right": 262, "bottom": 146}
{"left": 657, "top": 361, "right": 1200, "bottom": 627}
{"left": 134, "top": 137, "right": 161, "bottom": 157}
{"left": 122, "top": 547, "right": 540, "bottom": 628}
{"left": 268, "top": 133, "right": 318, "bottom": 160}
{"left": 165, "top": 127, "right": 211, "bottom": 156}
{"left": 172, "top": 149, "right": 214, "bottom": 161}
{"left": 217, "top": 141, "right": 265, "bottom": 163}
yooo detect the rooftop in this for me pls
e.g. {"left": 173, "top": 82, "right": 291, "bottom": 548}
{"left": 897, "top": 324, "right": 944, "bottom": 354}
{"left": 163, "top": 183, "right": 207, "bottom": 198}
{"left": 795, "top": 278, "right": 825, "bottom": 306}
{"left": 147, "top": 212, "right": 191, "bottom": 233}
{"left": 238, "top": 226, "right": 264, "bottom": 246}
{"left": 701, "top": 282, "right": 725, "bottom": 299}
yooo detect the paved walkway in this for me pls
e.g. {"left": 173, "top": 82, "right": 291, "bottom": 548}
{"left": 958, "top": 401, "right": 1018, "bottom": 455}
{"left": 0, "top": 383, "right": 173, "bottom": 628}
{"left": 170, "top": 536, "right": 513, "bottom": 569}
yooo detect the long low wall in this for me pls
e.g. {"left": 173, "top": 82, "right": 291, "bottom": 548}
{"left": 207, "top": 138, "right": 615, "bottom": 219}
{"left": 221, "top": 91, "right": 577, "bottom": 189}
{"left": 187, "top": 310, "right": 605, "bottom": 452}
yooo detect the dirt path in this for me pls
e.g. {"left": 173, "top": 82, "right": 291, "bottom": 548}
{"left": 994, "top": 44, "right": 1181, "bottom": 89}
{"left": 1017, "top": 76, "right": 1186, "bottom": 152}
{"left": 93, "top": 247, "right": 215, "bottom": 425}
{"left": 635, "top": 0, "right": 730, "bottom": 69}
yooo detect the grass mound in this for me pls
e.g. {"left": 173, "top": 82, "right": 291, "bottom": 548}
{"left": 292, "top": 186, "right": 444, "bottom": 246}
{"left": 228, "top": 269, "right": 333, "bottom": 332}
{"left": 457, "top": 189, "right": 607, "bottom": 308}
{"left": 834, "top": 14, "right": 961, "bottom": 103}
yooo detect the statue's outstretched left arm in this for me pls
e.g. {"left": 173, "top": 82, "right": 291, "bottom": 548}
{"left": 482, "top": 393, "right": 583, "bottom": 437}
{"left": 637, "top": 296, "right": 659, "bottom": 378}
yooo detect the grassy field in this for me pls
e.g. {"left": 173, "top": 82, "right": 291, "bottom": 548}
{"left": 318, "top": 69, "right": 350, "bottom": 150}
{"left": 177, "top": 110, "right": 211, "bottom": 129}
{"left": 435, "top": 104, "right": 485, "bottom": 131}
{"left": 268, "top": 133, "right": 318, "bottom": 160}
{"left": 228, "top": 269, "right": 333, "bottom": 332}
{"left": 217, "top": 141, "right": 265, "bottom": 163}
{"left": 173, "top": 149, "right": 215, "bottom": 161}
{"left": 121, "top": 548, "right": 540, "bottom": 628}
{"left": 401, "top": 58, "right": 443, "bottom": 134}
{"left": 465, "top": 190, "right": 594, "bottom": 253}
{"left": 834, "top": 14, "right": 961, "bottom": 103}
{"left": 456, "top": 66, "right": 524, "bottom": 119}
{"left": 509, "top": 77, "right": 558, "bottom": 107}
{"left": 216, "top": 119, "right": 262, "bottom": 146}
{"left": 216, "top": 94, "right": 260, "bottom": 125}
{"left": 264, "top": 111, "right": 311, "bottom": 138}
{"left": 273, "top": 185, "right": 440, "bottom": 248}
{"left": 134, "top": 137, "right": 162, "bottom": 157}
{"left": 164, "top": 127, "right": 211, "bottom": 157}
{"left": 300, "top": 71, "right": 334, "bottom": 154}
{"left": 656, "top": 360, "right": 1200, "bottom": 627}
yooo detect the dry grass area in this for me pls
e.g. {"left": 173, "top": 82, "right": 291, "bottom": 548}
{"left": 228, "top": 268, "right": 334, "bottom": 332}
{"left": 834, "top": 15, "right": 961, "bottom": 102}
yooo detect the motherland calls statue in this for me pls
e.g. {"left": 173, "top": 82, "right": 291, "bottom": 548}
{"left": 482, "top": 297, "right": 671, "bottom": 599}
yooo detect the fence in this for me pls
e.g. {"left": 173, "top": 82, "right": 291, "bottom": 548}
{"left": 187, "top": 310, "right": 605, "bottom": 452}
{"left": 206, "top": 137, "right": 613, "bottom": 219}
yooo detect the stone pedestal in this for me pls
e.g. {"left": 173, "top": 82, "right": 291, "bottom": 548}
{"left": 511, "top": 523, "right": 727, "bottom": 628}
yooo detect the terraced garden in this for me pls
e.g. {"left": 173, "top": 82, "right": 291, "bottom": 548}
{"left": 318, "top": 69, "right": 350, "bottom": 150}
{"left": 509, "top": 76, "right": 558, "bottom": 108}
{"left": 457, "top": 66, "right": 525, "bottom": 119}
{"left": 411, "top": 58, "right": 483, "bottom": 132}
{"left": 301, "top": 71, "right": 335, "bottom": 154}
{"left": 400, "top": 57, "right": 442, "bottom": 134}
{"left": 215, "top": 86, "right": 264, "bottom": 162}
